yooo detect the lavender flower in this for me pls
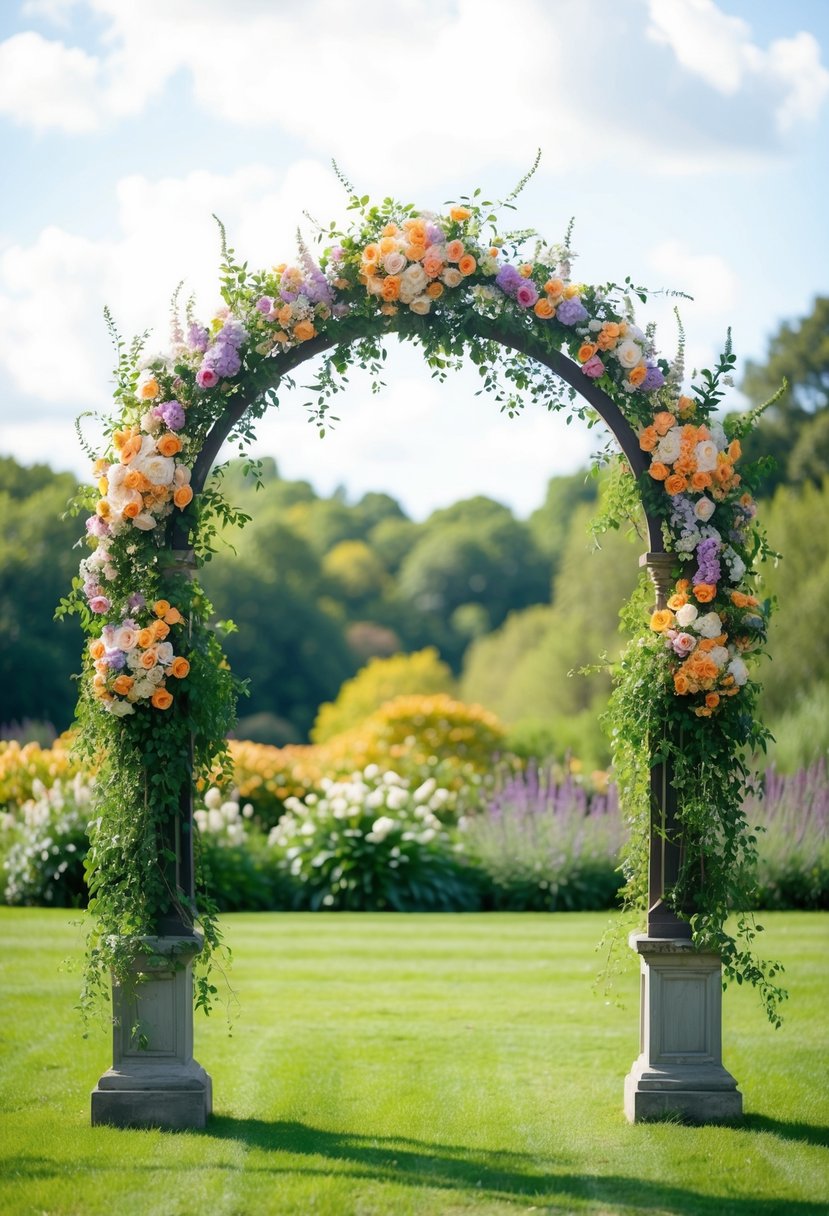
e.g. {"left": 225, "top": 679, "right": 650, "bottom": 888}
{"left": 694, "top": 536, "right": 721, "bottom": 586}
{"left": 556, "top": 298, "right": 589, "bottom": 326}
{"left": 155, "top": 400, "right": 186, "bottom": 431}
{"left": 127, "top": 592, "right": 146, "bottom": 611}
{"left": 495, "top": 264, "right": 522, "bottom": 297}
{"left": 187, "top": 323, "right": 209, "bottom": 352}
{"left": 642, "top": 364, "right": 665, "bottom": 391}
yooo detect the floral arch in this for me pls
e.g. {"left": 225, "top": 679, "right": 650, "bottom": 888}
{"left": 63, "top": 172, "right": 784, "bottom": 1125}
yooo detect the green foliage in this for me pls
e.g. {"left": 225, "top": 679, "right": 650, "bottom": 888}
{"left": 312, "top": 647, "right": 455, "bottom": 744}
{"left": 2, "top": 775, "right": 91, "bottom": 906}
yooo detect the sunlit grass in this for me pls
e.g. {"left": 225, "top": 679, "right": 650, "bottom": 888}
{"left": 1, "top": 909, "right": 827, "bottom": 1215}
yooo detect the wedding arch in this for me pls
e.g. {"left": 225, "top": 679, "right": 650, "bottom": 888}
{"left": 63, "top": 167, "right": 782, "bottom": 1128}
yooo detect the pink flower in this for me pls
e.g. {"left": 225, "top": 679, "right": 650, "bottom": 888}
{"left": 671, "top": 632, "right": 697, "bottom": 656}
{"left": 581, "top": 354, "right": 605, "bottom": 379}
{"left": 515, "top": 281, "right": 539, "bottom": 309}
{"left": 196, "top": 366, "right": 219, "bottom": 389}
{"left": 89, "top": 596, "right": 111, "bottom": 614}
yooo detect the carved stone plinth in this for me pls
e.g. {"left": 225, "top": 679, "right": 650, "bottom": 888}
{"left": 91, "top": 935, "right": 212, "bottom": 1129}
{"left": 624, "top": 934, "right": 742, "bottom": 1123}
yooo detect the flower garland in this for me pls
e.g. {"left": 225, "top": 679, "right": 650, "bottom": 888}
{"left": 62, "top": 177, "right": 779, "bottom": 1022}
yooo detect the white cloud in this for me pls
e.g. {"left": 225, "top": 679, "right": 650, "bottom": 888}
{"left": 0, "top": 30, "right": 101, "bottom": 132}
{"left": 647, "top": 0, "right": 829, "bottom": 130}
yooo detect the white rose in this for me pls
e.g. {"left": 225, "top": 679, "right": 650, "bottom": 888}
{"left": 155, "top": 642, "right": 174, "bottom": 665}
{"left": 132, "top": 513, "right": 158, "bottom": 531}
{"left": 141, "top": 410, "right": 161, "bottom": 434}
{"left": 616, "top": 339, "right": 642, "bottom": 369}
{"left": 134, "top": 452, "right": 175, "bottom": 486}
{"left": 114, "top": 627, "right": 138, "bottom": 650}
{"left": 655, "top": 430, "right": 682, "bottom": 464}
{"left": 675, "top": 603, "right": 699, "bottom": 627}
{"left": 709, "top": 420, "right": 727, "bottom": 450}
{"left": 108, "top": 700, "right": 135, "bottom": 717}
{"left": 400, "top": 264, "right": 427, "bottom": 298}
{"left": 728, "top": 657, "right": 748, "bottom": 686}
{"left": 695, "top": 439, "right": 719, "bottom": 472}
{"left": 709, "top": 646, "right": 729, "bottom": 668}
{"left": 383, "top": 252, "right": 406, "bottom": 275}
{"left": 174, "top": 464, "right": 192, "bottom": 487}
{"left": 696, "top": 611, "right": 723, "bottom": 639}
{"left": 409, "top": 295, "right": 432, "bottom": 315}
{"left": 442, "top": 268, "right": 463, "bottom": 289}
{"left": 694, "top": 497, "right": 716, "bottom": 522}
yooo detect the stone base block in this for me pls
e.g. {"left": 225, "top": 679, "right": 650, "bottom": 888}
{"left": 91, "top": 1081, "right": 211, "bottom": 1130}
{"left": 624, "top": 1056, "right": 742, "bottom": 1123}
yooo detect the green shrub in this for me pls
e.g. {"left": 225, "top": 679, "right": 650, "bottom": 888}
{"left": 2, "top": 775, "right": 92, "bottom": 907}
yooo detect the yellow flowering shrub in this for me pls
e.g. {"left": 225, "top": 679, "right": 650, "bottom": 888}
{"left": 0, "top": 738, "right": 82, "bottom": 811}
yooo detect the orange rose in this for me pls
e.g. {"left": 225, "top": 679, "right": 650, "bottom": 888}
{"left": 677, "top": 395, "right": 695, "bottom": 418}
{"left": 138, "top": 376, "right": 159, "bottom": 400}
{"left": 731, "top": 591, "right": 750, "bottom": 608}
{"left": 156, "top": 434, "right": 182, "bottom": 457}
{"left": 649, "top": 462, "right": 670, "bottom": 481}
{"left": 639, "top": 426, "right": 658, "bottom": 452}
{"left": 650, "top": 609, "right": 675, "bottom": 632}
{"left": 163, "top": 606, "right": 184, "bottom": 625}
{"left": 728, "top": 439, "right": 742, "bottom": 462}
{"left": 405, "top": 243, "right": 426, "bottom": 262}
{"left": 676, "top": 579, "right": 691, "bottom": 592}
{"left": 152, "top": 619, "right": 170, "bottom": 641}
{"left": 170, "top": 657, "right": 190, "bottom": 679}
{"left": 694, "top": 706, "right": 713, "bottom": 718}
{"left": 112, "top": 675, "right": 134, "bottom": 696}
{"left": 458, "top": 254, "right": 477, "bottom": 276}
{"left": 380, "top": 275, "right": 401, "bottom": 302}
{"left": 664, "top": 474, "right": 687, "bottom": 496}
{"left": 628, "top": 364, "right": 647, "bottom": 388}
{"left": 139, "top": 647, "right": 158, "bottom": 669}
{"left": 690, "top": 471, "right": 712, "bottom": 491}
{"left": 445, "top": 240, "right": 464, "bottom": 263}
{"left": 577, "top": 343, "right": 598, "bottom": 364}
{"left": 689, "top": 656, "right": 718, "bottom": 682}
{"left": 544, "top": 278, "right": 564, "bottom": 297}
{"left": 153, "top": 600, "right": 171, "bottom": 618}
{"left": 120, "top": 435, "right": 142, "bottom": 463}
{"left": 173, "top": 485, "right": 193, "bottom": 509}
{"left": 122, "top": 499, "right": 142, "bottom": 519}
{"left": 426, "top": 282, "right": 444, "bottom": 299}
{"left": 277, "top": 304, "right": 293, "bottom": 327}
{"left": 379, "top": 236, "right": 398, "bottom": 255}
{"left": 293, "top": 320, "right": 316, "bottom": 342}
{"left": 89, "top": 639, "right": 105, "bottom": 660}
{"left": 693, "top": 583, "right": 717, "bottom": 603}
{"left": 151, "top": 688, "right": 173, "bottom": 710}
{"left": 124, "top": 469, "right": 149, "bottom": 491}
{"left": 673, "top": 672, "right": 691, "bottom": 695}
{"left": 404, "top": 219, "right": 427, "bottom": 242}
{"left": 674, "top": 457, "right": 696, "bottom": 476}
{"left": 534, "top": 298, "right": 554, "bottom": 319}
{"left": 667, "top": 593, "right": 687, "bottom": 611}
{"left": 653, "top": 411, "right": 677, "bottom": 436}
{"left": 381, "top": 223, "right": 399, "bottom": 237}
{"left": 136, "top": 628, "right": 154, "bottom": 648}
{"left": 423, "top": 254, "right": 444, "bottom": 278}
{"left": 362, "top": 243, "right": 379, "bottom": 265}
{"left": 449, "top": 205, "right": 471, "bottom": 221}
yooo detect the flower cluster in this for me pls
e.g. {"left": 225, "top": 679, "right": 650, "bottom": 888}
{"left": 641, "top": 398, "right": 766, "bottom": 716}
{"left": 248, "top": 248, "right": 335, "bottom": 357}
{"left": 194, "top": 315, "right": 248, "bottom": 389}
{"left": 86, "top": 598, "right": 190, "bottom": 716}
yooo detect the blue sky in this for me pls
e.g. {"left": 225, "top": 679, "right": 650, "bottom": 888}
{"left": 0, "top": 0, "right": 827, "bottom": 518}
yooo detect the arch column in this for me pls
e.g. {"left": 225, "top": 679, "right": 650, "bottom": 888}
{"left": 625, "top": 556, "right": 742, "bottom": 1122}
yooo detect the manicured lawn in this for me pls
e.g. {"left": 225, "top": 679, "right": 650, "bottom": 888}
{"left": 0, "top": 910, "right": 827, "bottom": 1215}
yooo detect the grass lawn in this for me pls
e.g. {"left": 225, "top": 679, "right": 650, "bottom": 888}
{"left": 0, "top": 909, "right": 826, "bottom": 1216}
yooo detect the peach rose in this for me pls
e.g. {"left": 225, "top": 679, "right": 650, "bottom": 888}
{"left": 690, "top": 471, "right": 712, "bottom": 491}
{"left": 156, "top": 434, "right": 182, "bottom": 457}
{"left": 693, "top": 584, "right": 717, "bottom": 603}
{"left": 173, "top": 485, "right": 193, "bottom": 509}
{"left": 152, "top": 619, "right": 170, "bottom": 641}
{"left": 639, "top": 426, "right": 658, "bottom": 452}
{"left": 650, "top": 609, "right": 675, "bottom": 632}
{"left": 380, "top": 275, "right": 401, "bottom": 302}
{"left": 138, "top": 376, "right": 160, "bottom": 401}
{"left": 449, "top": 205, "right": 471, "bottom": 221}
{"left": 112, "top": 675, "right": 134, "bottom": 696}
{"left": 122, "top": 500, "right": 142, "bottom": 519}
{"left": 577, "top": 343, "right": 598, "bottom": 364}
{"left": 163, "top": 606, "right": 184, "bottom": 625}
{"left": 139, "top": 647, "right": 158, "bottom": 669}
{"left": 442, "top": 268, "right": 463, "bottom": 289}
{"left": 628, "top": 364, "right": 648, "bottom": 388}
{"left": 664, "top": 473, "right": 687, "bottom": 496}
{"left": 293, "top": 320, "right": 316, "bottom": 342}
{"left": 405, "top": 243, "right": 426, "bottom": 263}
{"left": 89, "top": 639, "right": 105, "bottom": 660}
{"left": 426, "top": 282, "right": 444, "bottom": 299}
{"left": 379, "top": 236, "right": 399, "bottom": 256}
{"left": 649, "top": 462, "right": 670, "bottom": 481}
{"left": 458, "top": 254, "right": 477, "bottom": 276}
{"left": 120, "top": 435, "right": 143, "bottom": 463}
{"left": 124, "top": 469, "right": 149, "bottom": 491}
{"left": 653, "top": 411, "right": 677, "bottom": 436}
{"left": 445, "top": 239, "right": 464, "bottom": 263}
{"left": 534, "top": 298, "right": 554, "bottom": 319}
{"left": 151, "top": 688, "right": 173, "bottom": 710}
{"left": 153, "top": 600, "right": 171, "bottom": 618}
{"left": 667, "top": 592, "right": 688, "bottom": 611}
{"left": 362, "top": 243, "right": 379, "bottom": 265}
{"left": 422, "top": 254, "right": 444, "bottom": 279}
{"left": 170, "top": 657, "right": 190, "bottom": 679}
{"left": 543, "top": 278, "right": 564, "bottom": 297}
{"left": 673, "top": 672, "right": 691, "bottom": 695}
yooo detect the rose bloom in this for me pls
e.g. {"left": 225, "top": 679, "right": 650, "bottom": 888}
{"left": 616, "top": 339, "right": 642, "bottom": 369}
{"left": 442, "top": 268, "right": 463, "bottom": 289}
{"left": 293, "top": 319, "right": 316, "bottom": 342}
{"left": 649, "top": 462, "right": 670, "bottom": 481}
{"left": 156, "top": 434, "right": 182, "bottom": 458}
{"left": 694, "top": 583, "right": 717, "bottom": 603}
{"left": 695, "top": 439, "right": 719, "bottom": 472}
{"left": 628, "top": 363, "right": 647, "bottom": 388}
{"left": 174, "top": 465, "right": 191, "bottom": 487}
{"left": 534, "top": 298, "right": 554, "bottom": 319}
{"left": 696, "top": 611, "right": 723, "bottom": 639}
{"left": 170, "top": 657, "right": 190, "bottom": 679}
{"left": 728, "top": 657, "right": 749, "bottom": 686}
{"left": 639, "top": 426, "right": 658, "bottom": 452}
{"left": 673, "top": 671, "right": 692, "bottom": 695}
{"left": 694, "top": 496, "right": 716, "bottom": 522}
{"left": 409, "top": 295, "right": 432, "bottom": 315}
{"left": 89, "top": 595, "right": 110, "bottom": 614}
{"left": 655, "top": 429, "right": 682, "bottom": 464}
{"left": 671, "top": 632, "right": 697, "bottom": 656}
{"left": 151, "top": 688, "right": 174, "bottom": 710}
{"left": 581, "top": 354, "right": 604, "bottom": 379}
{"left": 383, "top": 251, "right": 406, "bottom": 275}
{"left": 650, "top": 609, "right": 674, "bottom": 632}
{"left": 401, "top": 263, "right": 428, "bottom": 296}
{"left": 653, "top": 411, "right": 677, "bottom": 436}
{"left": 458, "top": 254, "right": 477, "bottom": 276}
{"left": 664, "top": 474, "right": 687, "bottom": 496}
{"left": 155, "top": 641, "right": 174, "bottom": 665}
{"left": 690, "top": 471, "right": 712, "bottom": 491}
{"left": 445, "top": 239, "right": 464, "bottom": 262}
{"left": 132, "top": 513, "right": 158, "bottom": 531}
{"left": 516, "top": 281, "right": 539, "bottom": 308}
{"left": 675, "top": 603, "right": 699, "bottom": 627}
{"left": 114, "top": 626, "right": 138, "bottom": 650}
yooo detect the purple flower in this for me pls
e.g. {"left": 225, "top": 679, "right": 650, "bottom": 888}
{"left": 89, "top": 595, "right": 110, "bottom": 615}
{"left": 328, "top": 246, "right": 344, "bottom": 263}
{"left": 204, "top": 342, "right": 241, "bottom": 378}
{"left": 187, "top": 323, "right": 209, "bottom": 352}
{"left": 279, "top": 289, "right": 297, "bottom": 303}
{"left": 495, "top": 264, "right": 522, "bottom": 297}
{"left": 85, "top": 515, "right": 110, "bottom": 538}
{"left": 516, "top": 280, "right": 539, "bottom": 309}
{"left": 643, "top": 364, "right": 665, "bottom": 391}
{"left": 127, "top": 592, "right": 146, "bottom": 611}
{"left": 694, "top": 537, "right": 721, "bottom": 586}
{"left": 104, "top": 649, "right": 126, "bottom": 670}
{"left": 581, "top": 354, "right": 605, "bottom": 379}
{"left": 218, "top": 318, "right": 247, "bottom": 347}
{"left": 156, "top": 400, "right": 186, "bottom": 431}
{"left": 425, "top": 223, "right": 445, "bottom": 246}
{"left": 256, "top": 296, "right": 274, "bottom": 314}
{"left": 83, "top": 581, "right": 101, "bottom": 599}
{"left": 556, "top": 298, "right": 589, "bottom": 326}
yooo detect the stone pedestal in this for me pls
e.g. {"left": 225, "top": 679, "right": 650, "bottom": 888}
{"left": 91, "top": 935, "right": 212, "bottom": 1129}
{"left": 624, "top": 934, "right": 742, "bottom": 1123}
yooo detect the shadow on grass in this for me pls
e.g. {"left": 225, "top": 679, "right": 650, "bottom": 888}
{"left": 742, "top": 1114, "right": 829, "bottom": 1148}
{"left": 200, "top": 1115, "right": 829, "bottom": 1213}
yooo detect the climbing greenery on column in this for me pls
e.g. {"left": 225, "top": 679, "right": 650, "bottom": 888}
{"left": 58, "top": 160, "right": 785, "bottom": 1024}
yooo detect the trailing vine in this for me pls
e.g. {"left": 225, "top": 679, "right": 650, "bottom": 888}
{"left": 59, "top": 166, "right": 783, "bottom": 1026}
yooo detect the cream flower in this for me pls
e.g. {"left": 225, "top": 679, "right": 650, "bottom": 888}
{"left": 616, "top": 339, "right": 642, "bottom": 369}
{"left": 675, "top": 603, "right": 699, "bottom": 628}
{"left": 696, "top": 611, "right": 723, "bottom": 639}
{"left": 695, "top": 439, "right": 719, "bottom": 472}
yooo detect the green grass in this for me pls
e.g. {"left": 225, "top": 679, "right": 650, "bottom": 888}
{"left": 0, "top": 910, "right": 827, "bottom": 1216}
